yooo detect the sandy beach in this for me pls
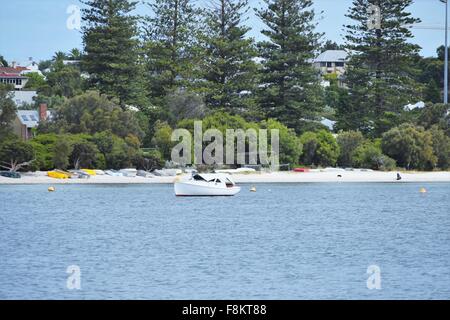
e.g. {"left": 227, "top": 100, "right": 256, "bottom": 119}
{"left": 1, "top": 170, "right": 450, "bottom": 185}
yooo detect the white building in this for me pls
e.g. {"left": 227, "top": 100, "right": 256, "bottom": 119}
{"left": 9, "top": 90, "right": 37, "bottom": 107}
{"left": 0, "top": 67, "right": 29, "bottom": 90}
{"left": 314, "top": 50, "right": 348, "bottom": 76}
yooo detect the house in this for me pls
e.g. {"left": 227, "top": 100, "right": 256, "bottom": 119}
{"left": 314, "top": 50, "right": 348, "bottom": 87}
{"left": 0, "top": 58, "right": 44, "bottom": 90}
{"left": 13, "top": 104, "right": 51, "bottom": 140}
{"left": 9, "top": 90, "right": 38, "bottom": 107}
{"left": 0, "top": 67, "right": 29, "bottom": 90}
{"left": 314, "top": 50, "right": 348, "bottom": 75}
{"left": 12, "top": 58, "right": 44, "bottom": 77}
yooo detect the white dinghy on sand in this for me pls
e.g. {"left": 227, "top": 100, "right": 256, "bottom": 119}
{"left": 174, "top": 173, "right": 241, "bottom": 196}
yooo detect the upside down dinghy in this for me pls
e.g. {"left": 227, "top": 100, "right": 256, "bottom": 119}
{"left": 174, "top": 173, "right": 241, "bottom": 196}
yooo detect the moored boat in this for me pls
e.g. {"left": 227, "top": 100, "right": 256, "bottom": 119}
{"left": 0, "top": 171, "right": 21, "bottom": 179}
{"left": 174, "top": 173, "right": 241, "bottom": 196}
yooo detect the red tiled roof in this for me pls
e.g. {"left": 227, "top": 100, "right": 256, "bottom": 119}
{"left": 0, "top": 67, "right": 22, "bottom": 74}
{"left": 0, "top": 73, "right": 28, "bottom": 78}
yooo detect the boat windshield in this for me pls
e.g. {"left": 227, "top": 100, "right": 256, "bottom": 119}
{"left": 193, "top": 174, "right": 206, "bottom": 181}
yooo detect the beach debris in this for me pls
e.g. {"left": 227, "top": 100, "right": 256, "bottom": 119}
{"left": 48, "top": 186, "right": 55, "bottom": 192}
{"left": 293, "top": 167, "right": 309, "bottom": 172}
{"left": 250, "top": 186, "right": 256, "bottom": 192}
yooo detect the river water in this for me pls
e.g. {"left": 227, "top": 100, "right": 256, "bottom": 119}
{"left": 0, "top": 183, "right": 449, "bottom": 299}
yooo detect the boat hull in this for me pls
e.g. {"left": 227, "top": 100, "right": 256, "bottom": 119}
{"left": 174, "top": 182, "right": 241, "bottom": 196}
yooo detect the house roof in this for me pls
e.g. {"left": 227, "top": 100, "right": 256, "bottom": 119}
{"left": 16, "top": 110, "right": 52, "bottom": 128}
{"left": 0, "top": 66, "right": 28, "bottom": 78}
{"left": 0, "top": 67, "right": 21, "bottom": 74}
{"left": 315, "top": 50, "right": 348, "bottom": 63}
{"left": 0, "top": 74, "right": 28, "bottom": 79}
{"left": 10, "top": 90, "right": 37, "bottom": 106}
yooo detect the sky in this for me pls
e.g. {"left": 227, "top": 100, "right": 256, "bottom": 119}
{"left": 0, "top": 0, "right": 447, "bottom": 65}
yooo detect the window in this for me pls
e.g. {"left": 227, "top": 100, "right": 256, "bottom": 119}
{"left": 21, "top": 115, "right": 29, "bottom": 121}
{"left": 327, "top": 62, "right": 333, "bottom": 68}
{"left": 320, "top": 62, "right": 326, "bottom": 67}
{"left": 335, "top": 62, "right": 345, "bottom": 67}
{"left": 30, "top": 115, "right": 38, "bottom": 121}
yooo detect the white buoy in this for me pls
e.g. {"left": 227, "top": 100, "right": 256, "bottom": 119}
{"left": 250, "top": 186, "right": 256, "bottom": 192}
{"left": 419, "top": 187, "right": 427, "bottom": 193}
{"left": 48, "top": 186, "right": 55, "bottom": 192}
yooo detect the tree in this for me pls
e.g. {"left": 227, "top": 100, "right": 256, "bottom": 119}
{"left": 416, "top": 103, "right": 450, "bottom": 133}
{"left": 337, "top": 130, "right": 364, "bottom": 167}
{"left": 143, "top": 0, "right": 201, "bottom": 100}
{"left": 82, "top": 0, "right": 145, "bottom": 107}
{"left": 199, "top": 0, "right": 258, "bottom": 115}
{"left": 69, "top": 48, "right": 83, "bottom": 60}
{"left": 24, "top": 72, "right": 47, "bottom": 90}
{"left": 429, "top": 125, "right": 450, "bottom": 169}
{"left": 70, "top": 138, "right": 101, "bottom": 169}
{"left": 342, "top": 0, "right": 422, "bottom": 135}
{"left": 38, "top": 91, "right": 144, "bottom": 140}
{"left": 0, "top": 84, "right": 17, "bottom": 141}
{"left": 0, "top": 55, "right": 8, "bottom": 67}
{"left": 42, "top": 59, "right": 84, "bottom": 98}
{"left": 381, "top": 123, "right": 437, "bottom": 170}
{"left": 0, "top": 140, "right": 35, "bottom": 172}
{"left": 260, "top": 118, "right": 302, "bottom": 165}
{"left": 53, "top": 138, "right": 73, "bottom": 170}
{"left": 166, "top": 90, "right": 207, "bottom": 126}
{"left": 256, "top": 0, "right": 324, "bottom": 133}
{"left": 299, "top": 130, "right": 339, "bottom": 167}
{"left": 138, "top": 149, "right": 164, "bottom": 171}
{"left": 151, "top": 121, "right": 174, "bottom": 160}
{"left": 53, "top": 51, "right": 69, "bottom": 61}
{"left": 320, "top": 40, "right": 345, "bottom": 52}
{"left": 29, "top": 133, "right": 60, "bottom": 171}
{"left": 353, "top": 140, "right": 396, "bottom": 170}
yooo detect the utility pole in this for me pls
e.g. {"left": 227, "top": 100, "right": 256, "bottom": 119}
{"left": 441, "top": 0, "right": 449, "bottom": 104}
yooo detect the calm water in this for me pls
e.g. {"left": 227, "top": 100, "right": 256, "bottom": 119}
{"left": 0, "top": 183, "right": 449, "bottom": 299}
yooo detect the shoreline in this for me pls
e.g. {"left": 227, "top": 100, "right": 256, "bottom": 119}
{"left": 1, "top": 171, "right": 450, "bottom": 185}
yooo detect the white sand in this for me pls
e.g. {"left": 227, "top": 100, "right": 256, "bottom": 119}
{"left": 1, "top": 170, "right": 449, "bottom": 185}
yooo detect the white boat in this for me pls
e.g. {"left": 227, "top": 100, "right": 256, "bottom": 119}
{"left": 174, "top": 173, "right": 241, "bottom": 196}
{"left": 215, "top": 167, "right": 256, "bottom": 174}
{"left": 105, "top": 170, "right": 123, "bottom": 177}
{"left": 119, "top": 168, "right": 137, "bottom": 177}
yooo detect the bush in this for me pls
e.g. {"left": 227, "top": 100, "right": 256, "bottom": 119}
{"left": 0, "top": 139, "right": 35, "bottom": 172}
{"left": 138, "top": 149, "right": 165, "bottom": 171}
{"left": 337, "top": 130, "right": 364, "bottom": 167}
{"left": 151, "top": 121, "right": 173, "bottom": 160}
{"left": 53, "top": 138, "right": 73, "bottom": 170}
{"left": 382, "top": 123, "right": 437, "bottom": 170}
{"left": 353, "top": 141, "right": 396, "bottom": 171}
{"left": 429, "top": 125, "right": 450, "bottom": 169}
{"left": 260, "top": 119, "right": 302, "bottom": 165}
{"left": 299, "top": 130, "right": 339, "bottom": 167}
{"left": 38, "top": 91, "right": 144, "bottom": 140}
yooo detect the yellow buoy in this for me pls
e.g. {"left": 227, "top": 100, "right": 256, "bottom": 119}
{"left": 48, "top": 186, "right": 55, "bottom": 192}
{"left": 250, "top": 186, "right": 256, "bottom": 192}
{"left": 419, "top": 187, "right": 427, "bottom": 193}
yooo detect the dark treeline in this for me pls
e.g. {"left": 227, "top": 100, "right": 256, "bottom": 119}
{"left": 0, "top": 0, "right": 449, "bottom": 171}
